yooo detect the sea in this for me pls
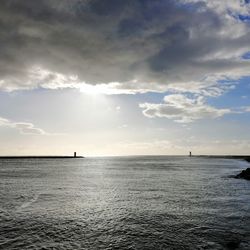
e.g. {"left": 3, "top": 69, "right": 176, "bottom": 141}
{"left": 0, "top": 156, "right": 250, "bottom": 250}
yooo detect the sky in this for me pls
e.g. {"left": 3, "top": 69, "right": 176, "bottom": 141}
{"left": 0, "top": 0, "right": 250, "bottom": 156}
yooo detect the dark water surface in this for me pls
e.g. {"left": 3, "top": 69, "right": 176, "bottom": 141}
{"left": 0, "top": 156, "right": 250, "bottom": 249}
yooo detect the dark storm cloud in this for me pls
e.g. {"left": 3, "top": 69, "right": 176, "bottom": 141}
{"left": 0, "top": 0, "right": 250, "bottom": 92}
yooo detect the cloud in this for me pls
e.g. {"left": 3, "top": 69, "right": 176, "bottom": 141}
{"left": 0, "top": 0, "right": 250, "bottom": 94}
{"left": 183, "top": 0, "right": 250, "bottom": 16}
{"left": 0, "top": 117, "right": 46, "bottom": 135}
{"left": 14, "top": 122, "right": 46, "bottom": 135}
{"left": 244, "top": 106, "right": 250, "bottom": 112}
{"left": 140, "top": 94, "right": 231, "bottom": 123}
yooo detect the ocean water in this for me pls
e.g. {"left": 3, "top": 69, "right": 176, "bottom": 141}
{"left": 0, "top": 156, "right": 250, "bottom": 250}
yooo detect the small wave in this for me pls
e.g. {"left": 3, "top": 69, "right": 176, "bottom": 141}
{"left": 16, "top": 194, "right": 40, "bottom": 211}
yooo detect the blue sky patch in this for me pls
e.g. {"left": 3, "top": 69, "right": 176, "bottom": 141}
{"left": 238, "top": 14, "right": 250, "bottom": 22}
{"left": 242, "top": 51, "right": 250, "bottom": 59}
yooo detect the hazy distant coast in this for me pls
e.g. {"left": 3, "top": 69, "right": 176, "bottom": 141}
{"left": 0, "top": 156, "right": 84, "bottom": 159}
{"left": 196, "top": 155, "right": 250, "bottom": 163}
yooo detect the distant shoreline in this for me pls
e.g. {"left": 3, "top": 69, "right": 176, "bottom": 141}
{"left": 0, "top": 155, "right": 249, "bottom": 162}
{"left": 0, "top": 156, "right": 84, "bottom": 159}
{"left": 196, "top": 155, "right": 250, "bottom": 163}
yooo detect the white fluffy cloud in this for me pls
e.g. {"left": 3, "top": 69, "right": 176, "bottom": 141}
{"left": 0, "top": 117, "right": 46, "bottom": 135}
{"left": 0, "top": 0, "right": 250, "bottom": 94}
{"left": 245, "top": 106, "right": 250, "bottom": 112}
{"left": 183, "top": 0, "right": 250, "bottom": 16}
{"left": 140, "top": 94, "right": 231, "bottom": 123}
